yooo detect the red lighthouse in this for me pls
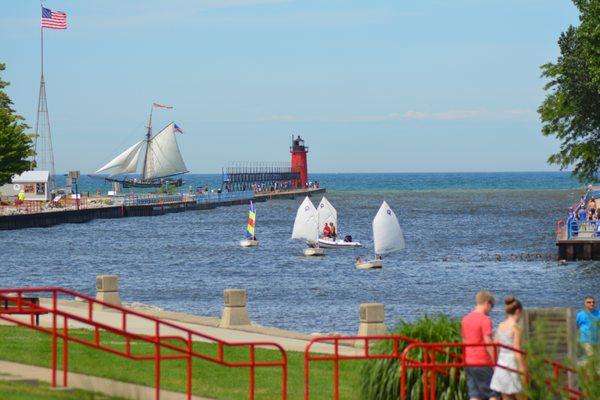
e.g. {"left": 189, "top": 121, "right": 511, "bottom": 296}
{"left": 290, "top": 135, "right": 309, "bottom": 188}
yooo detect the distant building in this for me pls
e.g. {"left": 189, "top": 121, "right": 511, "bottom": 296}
{"left": 0, "top": 171, "right": 50, "bottom": 201}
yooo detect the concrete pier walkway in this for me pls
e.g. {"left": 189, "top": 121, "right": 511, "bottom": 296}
{"left": 0, "top": 187, "right": 326, "bottom": 230}
{"left": 1, "top": 298, "right": 359, "bottom": 356}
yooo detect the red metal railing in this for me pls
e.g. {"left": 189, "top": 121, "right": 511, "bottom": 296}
{"left": 304, "top": 335, "right": 423, "bottom": 400}
{"left": 400, "top": 342, "right": 585, "bottom": 400}
{"left": 0, "top": 287, "right": 287, "bottom": 400}
{"left": 304, "top": 335, "right": 586, "bottom": 400}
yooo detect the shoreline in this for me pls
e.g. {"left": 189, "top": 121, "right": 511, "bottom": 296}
{"left": 0, "top": 187, "right": 326, "bottom": 231}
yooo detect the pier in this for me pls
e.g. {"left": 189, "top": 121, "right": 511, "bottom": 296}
{"left": 0, "top": 187, "right": 325, "bottom": 231}
{"left": 556, "top": 185, "right": 600, "bottom": 260}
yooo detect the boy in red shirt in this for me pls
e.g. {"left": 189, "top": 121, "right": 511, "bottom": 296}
{"left": 461, "top": 291, "right": 500, "bottom": 400}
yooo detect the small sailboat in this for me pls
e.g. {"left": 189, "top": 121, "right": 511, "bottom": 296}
{"left": 292, "top": 197, "right": 325, "bottom": 256}
{"left": 317, "top": 197, "right": 362, "bottom": 248}
{"left": 94, "top": 103, "right": 188, "bottom": 188}
{"left": 240, "top": 201, "right": 258, "bottom": 247}
{"left": 356, "top": 201, "right": 405, "bottom": 269}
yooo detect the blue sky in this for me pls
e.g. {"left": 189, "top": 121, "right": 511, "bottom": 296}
{"left": 1, "top": 0, "right": 580, "bottom": 173}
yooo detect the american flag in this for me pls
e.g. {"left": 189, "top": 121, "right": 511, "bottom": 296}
{"left": 42, "top": 7, "right": 67, "bottom": 30}
{"left": 174, "top": 124, "right": 184, "bottom": 134}
{"left": 152, "top": 103, "right": 173, "bottom": 109}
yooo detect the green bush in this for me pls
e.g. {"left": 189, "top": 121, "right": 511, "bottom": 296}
{"left": 523, "top": 334, "right": 600, "bottom": 399}
{"left": 359, "top": 315, "right": 467, "bottom": 400}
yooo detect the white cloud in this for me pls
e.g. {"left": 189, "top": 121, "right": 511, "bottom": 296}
{"left": 258, "top": 109, "right": 537, "bottom": 123}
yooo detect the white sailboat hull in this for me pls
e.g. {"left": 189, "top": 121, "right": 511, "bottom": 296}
{"left": 356, "top": 259, "right": 383, "bottom": 269}
{"left": 318, "top": 238, "right": 361, "bottom": 248}
{"left": 239, "top": 239, "right": 258, "bottom": 247}
{"left": 304, "top": 247, "right": 325, "bottom": 256}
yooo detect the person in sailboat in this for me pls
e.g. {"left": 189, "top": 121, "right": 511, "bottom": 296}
{"left": 329, "top": 222, "right": 337, "bottom": 240}
{"left": 323, "top": 224, "right": 331, "bottom": 239}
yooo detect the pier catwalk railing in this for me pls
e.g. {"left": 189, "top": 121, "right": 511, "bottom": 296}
{"left": 222, "top": 162, "right": 300, "bottom": 191}
{"left": 0, "top": 287, "right": 287, "bottom": 400}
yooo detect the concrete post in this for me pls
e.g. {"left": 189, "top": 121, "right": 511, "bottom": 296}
{"left": 357, "top": 303, "right": 387, "bottom": 336}
{"left": 220, "top": 289, "right": 250, "bottom": 327}
{"left": 95, "top": 275, "right": 121, "bottom": 309}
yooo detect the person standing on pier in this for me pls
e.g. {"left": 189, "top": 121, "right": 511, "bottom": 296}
{"left": 462, "top": 291, "right": 500, "bottom": 400}
{"left": 576, "top": 296, "right": 599, "bottom": 363}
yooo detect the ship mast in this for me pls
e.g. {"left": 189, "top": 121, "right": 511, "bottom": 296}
{"left": 141, "top": 105, "right": 153, "bottom": 181}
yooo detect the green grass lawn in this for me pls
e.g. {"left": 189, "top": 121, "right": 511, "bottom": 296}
{"left": 0, "top": 326, "right": 362, "bottom": 400}
{"left": 0, "top": 378, "right": 126, "bottom": 400}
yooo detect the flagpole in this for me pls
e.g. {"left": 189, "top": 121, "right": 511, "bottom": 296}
{"left": 40, "top": 2, "right": 44, "bottom": 76}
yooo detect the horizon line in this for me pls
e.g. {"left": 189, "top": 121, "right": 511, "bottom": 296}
{"left": 55, "top": 170, "right": 573, "bottom": 175}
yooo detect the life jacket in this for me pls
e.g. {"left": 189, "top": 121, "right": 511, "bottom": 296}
{"left": 323, "top": 225, "right": 331, "bottom": 237}
{"left": 329, "top": 225, "right": 336, "bottom": 236}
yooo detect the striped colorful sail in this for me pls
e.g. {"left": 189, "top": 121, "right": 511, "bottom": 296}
{"left": 246, "top": 201, "right": 256, "bottom": 238}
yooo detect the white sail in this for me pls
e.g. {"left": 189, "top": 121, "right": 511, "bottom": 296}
{"left": 317, "top": 197, "right": 338, "bottom": 233}
{"left": 292, "top": 196, "right": 319, "bottom": 244}
{"left": 95, "top": 141, "right": 144, "bottom": 175}
{"left": 118, "top": 144, "right": 143, "bottom": 175}
{"left": 372, "top": 201, "right": 405, "bottom": 256}
{"left": 143, "top": 123, "right": 188, "bottom": 180}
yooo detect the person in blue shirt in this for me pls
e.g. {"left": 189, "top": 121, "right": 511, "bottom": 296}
{"left": 569, "top": 216, "right": 579, "bottom": 238}
{"left": 576, "top": 296, "right": 600, "bottom": 361}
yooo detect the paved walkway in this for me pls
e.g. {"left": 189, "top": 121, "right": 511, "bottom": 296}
{"left": 2, "top": 298, "right": 360, "bottom": 355}
{"left": 0, "top": 360, "right": 210, "bottom": 400}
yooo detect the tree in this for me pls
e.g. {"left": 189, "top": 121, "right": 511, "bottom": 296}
{"left": 0, "top": 63, "right": 34, "bottom": 186}
{"left": 538, "top": 0, "right": 600, "bottom": 183}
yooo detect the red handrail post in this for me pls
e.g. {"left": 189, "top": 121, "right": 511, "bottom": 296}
{"left": 304, "top": 348, "right": 310, "bottom": 400}
{"left": 333, "top": 338, "right": 339, "bottom": 400}
{"left": 63, "top": 316, "right": 69, "bottom": 387}
{"left": 249, "top": 344, "right": 256, "bottom": 400}
{"left": 429, "top": 348, "right": 436, "bottom": 400}
{"left": 155, "top": 321, "right": 161, "bottom": 400}
{"left": 51, "top": 290, "right": 57, "bottom": 387}
{"left": 422, "top": 347, "right": 429, "bottom": 400}
{"left": 187, "top": 332, "right": 192, "bottom": 400}
{"left": 281, "top": 350, "right": 288, "bottom": 400}
{"left": 123, "top": 313, "right": 131, "bottom": 356}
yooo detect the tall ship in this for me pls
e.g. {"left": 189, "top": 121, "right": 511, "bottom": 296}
{"left": 94, "top": 104, "right": 188, "bottom": 188}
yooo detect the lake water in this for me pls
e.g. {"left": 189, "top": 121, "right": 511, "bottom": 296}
{"left": 1, "top": 172, "right": 599, "bottom": 334}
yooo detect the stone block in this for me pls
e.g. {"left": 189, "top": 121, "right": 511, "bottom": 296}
{"left": 96, "top": 275, "right": 119, "bottom": 292}
{"left": 359, "top": 303, "right": 384, "bottom": 323}
{"left": 220, "top": 289, "right": 250, "bottom": 327}
{"left": 95, "top": 275, "right": 121, "bottom": 309}
{"left": 224, "top": 289, "right": 247, "bottom": 307}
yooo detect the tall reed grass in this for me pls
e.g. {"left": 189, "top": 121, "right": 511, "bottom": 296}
{"left": 359, "top": 315, "right": 468, "bottom": 400}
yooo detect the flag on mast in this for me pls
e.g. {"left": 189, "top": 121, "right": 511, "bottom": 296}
{"left": 246, "top": 201, "right": 256, "bottom": 239}
{"left": 152, "top": 103, "right": 173, "bottom": 109}
{"left": 42, "top": 8, "right": 67, "bottom": 29}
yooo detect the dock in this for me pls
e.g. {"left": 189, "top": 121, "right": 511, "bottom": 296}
{"left": 254, "top": 187, "right": 325, "bottom": 200}
{"left": 0, "top": 187, "right": 326, "bottom": 231}
{"left": 556, "top": 185, "right": 600, "bottom": 260}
